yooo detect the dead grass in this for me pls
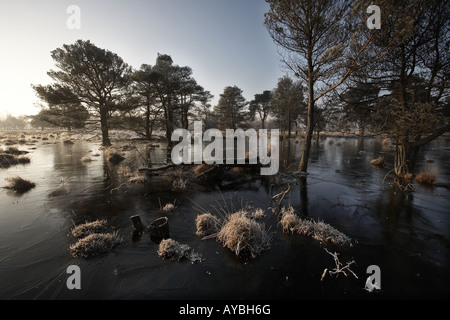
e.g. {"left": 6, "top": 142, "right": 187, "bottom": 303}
{"left": 0, "top": 147, "right": 31, "bottom": 168}
{"left": 117, "top": 165, "right": 132, "bottom": 177}
{"left": 69, "top": 231, "right": 122, "bottom": 258}
{"left": 249, "top": 207, "right": 265, "bottom": 220}
{"left": 279, "top": 205, "right": 352, "bottom": 246}
{"left": 279, "top": 205, "right": 300, "bottom": 233}
{"left": 71, "top": 219, "right": 109, "bottom": 238}
{"left": 195, "top": 213, "right": 221, "bottom": 238}
{"left": 80, "top": 156, "right": 94, "bottom": 163}
{"left": 105, "top": 148, "right": 125, "bottom": 164}
{"left": 370, "top": 156, "right": 384, "bottom": 167}
{"left": 2, "top": 147, "right": 28, "bottom": 155}
{"left": 194, "top": 163, "right": 215, "bottom": 176}
{"left": 4, "top": 176, "right": 36, "bottom": 193}
{"left": 157, "top": 238, "right": 202, "bottom": 263}
{"left": 415, "top": 169, "right": 437, "bottom": 185}
{"left": 172, "top": 177, "right": 187, "bottom": 190}
{"left": 128, "top": 174, "right": 148, "bottom": 184}
{"left": 161, "top": 202, "right": 175, "bottom": 213}
{"left": 217, "top": 210, "right": 272, "bottom": 258}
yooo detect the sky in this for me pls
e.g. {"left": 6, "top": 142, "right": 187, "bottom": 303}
{"left": 0, "top": 0, "right": 286, "bottom": 118}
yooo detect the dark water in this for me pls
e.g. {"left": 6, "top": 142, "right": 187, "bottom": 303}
{"left": 0, "top": 134, "right": 449, "bottom": 300}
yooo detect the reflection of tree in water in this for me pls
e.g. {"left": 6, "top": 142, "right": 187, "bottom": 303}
{"left": 299, "top": 176, "right": 308, "bottom": 217}
{"left": 372, "top": 189, "right": 419, "bottom": 246}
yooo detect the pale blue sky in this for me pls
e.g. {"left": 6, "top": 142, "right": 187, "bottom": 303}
{"left": 0, "top": 0, "right": 285, "bottom": 117}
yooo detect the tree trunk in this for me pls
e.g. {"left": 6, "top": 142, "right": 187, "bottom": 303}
{"left": 164, "top": 101, "right": 174, "bottom": 147}
{"left": 145, "top": 102, "right": 151, "bottom": 140}
{"left": 298, "top": 44, "right": 315, "bottom": 173}
{"left": 394, "top": 140, "right": 412, "bottom": 179}
{"left": 99, "top": 106, "right": 111, "bottom": 146}
{"left": 299, "top": 100, "right": 314, "bottom": 173}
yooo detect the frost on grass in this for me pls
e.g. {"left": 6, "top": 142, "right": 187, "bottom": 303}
{"left": 370, "top": 156, "right": 384, "bottom": 167}
{"left": 158, "top": 238, "right": 202, "bottom": 263}
{"left": 172, "top": 178, "right": 187, "bottom": 190}
{"left": 105, "top": 148, "right": 125, "bottom": 164}
{"left": 71, "top": 219, "right": 109, "bottom": 238}
{"left": 4, "top": 176, "right": 36, "bottom": 193}
{"left": 415, "top": 169, "right": 437, "bottom": 185}
{"left": 217, "top": 210, "right": 272, "bottom": 258}
{"left": 69, "top": 231, "right": 122, "bottom": 258}
{"left": 80, "top": 156, "right": 94, "bottom": 163}
{"left": 161, "top": 202, "right": 175, "bottom": 213}
{"left": 279, "top": 205, "right": 300, "bottom": 233}
{"left": 195, "top": 213, "right": 221, "bottom": 238}
{"left": 279, "top": 205, "right": 352, "bottom": 246}
{"left": 248, "top": 207, "right": 265, "bottom": 220}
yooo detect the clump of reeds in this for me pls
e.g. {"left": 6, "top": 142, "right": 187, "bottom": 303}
{"left": 217, "top": 210, "right": 272, "bottom": 258}
{"left": 117, "top": 165, "right": 132, "bottom": 177}
{"left": 0, "top": 147, "right": 31, "bottom": 168}
{"left": 0, "top": 153, "right": 30, "bottom": 167}
{"left": 249, "top": 207, "right": 265, "bottom": 220}
{"left": 194, "top": 163, "right": 215, "bottom": 176}
{"left": 172, "top": 178, "right": 187, "bottom": 190}
{"left": 382, "top": 138, "right": 391, "bottom": 148}
{"left": 279, "top": 205, "right": 352, "bottom": 246}
{"left": 71, "top": 219, "right": 109, "bottom": 238}
{"left": 195, "top": 213, "right": 221, "bottom": 238}
{"left": 157, "top": 238, "right": 202, "bottom": 263}
{"left": 107, "top": 149, "right": 125, "bottom": 164}
{"left": 128, "top": 174, "right": 148, "bottom": 184}
{"left": 415, "top": 169, "right": 437, "bottom": 185}
{"left": 69, "top": 231, "right": 122, "bottom": 258}
{"left": 3, "top": 147, "right": 28, "bottom": 155}
{"left": 4, "top": 176, "right": 36, "bottom": 193}
{"left": 80, "top": 156, "right": 94, "bottom": 163}
{"left": 279, "top": 205, "right": 300, "bottom": 233}
{"left": 370, "top": 156, "right": 384, "bottom": 167}
{"left": 161, "top": 202, "right": 175, "bottom": 213}
{"left": 309, "top": 220, "right": 352, "bottom": 246}
{"left": 4, "top": 139, "right": 18, "bottom": 146}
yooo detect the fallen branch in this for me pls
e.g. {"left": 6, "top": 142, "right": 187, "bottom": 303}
{"left": 324, "top": 248, "right": 358, "bottom": 279}
{"left": 272, "top": 184, "right": 291, "bottom": 208}
{"left": 139, "top": 163, "right": 179, "bottom": 173}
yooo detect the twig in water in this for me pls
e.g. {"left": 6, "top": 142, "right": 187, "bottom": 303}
{"left": 324, "top": 248, "right": 358, "bottom": 279}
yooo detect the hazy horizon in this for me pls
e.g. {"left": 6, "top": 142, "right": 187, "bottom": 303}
{"left": 0, "top": 0, "right": 285, "bottom": 118}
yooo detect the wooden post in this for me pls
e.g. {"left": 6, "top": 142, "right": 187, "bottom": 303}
{"left": 149, "top": 217, "right": 170, "bottom": 242}
{"left": 130, "top": 215, "right": 145, "bottom": 233}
